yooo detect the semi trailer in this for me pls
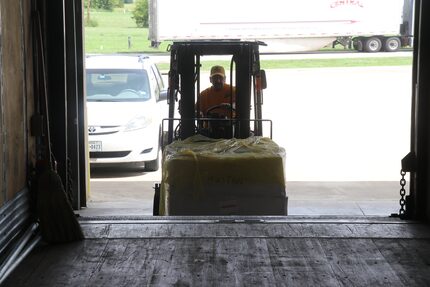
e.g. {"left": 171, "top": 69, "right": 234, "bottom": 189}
{"left": 148, "top": 0, "right": 414, "bottom": 53}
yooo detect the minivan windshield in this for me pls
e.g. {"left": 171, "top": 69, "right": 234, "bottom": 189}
{"left": 86, "top": 69, "right": 151, "bottom": 102}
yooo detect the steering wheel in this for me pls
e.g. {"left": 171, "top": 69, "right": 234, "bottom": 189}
{"left": 116, "top": 89, "right": 143, "bottom": 99}
{"left": 205, "top": 103, "right": 235, "bottom": 117}
{"left": 201, "top": 103, "right": 236, "bottom": 139}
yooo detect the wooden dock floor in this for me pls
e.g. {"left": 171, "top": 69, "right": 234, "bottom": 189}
{"left": 4, "top": 216, "right": 430, "bottom": 286}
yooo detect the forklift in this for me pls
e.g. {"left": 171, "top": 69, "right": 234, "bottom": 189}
{"left": 153, "top": 40, "right": 288, "bottom": 216}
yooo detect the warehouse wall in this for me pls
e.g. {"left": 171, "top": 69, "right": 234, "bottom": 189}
{"left": 0, "top": 0, "right": 34, "bottom": 208}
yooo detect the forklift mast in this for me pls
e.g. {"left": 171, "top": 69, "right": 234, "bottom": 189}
{"left": 166, "top": 41, "right": 266, "bottom": 144}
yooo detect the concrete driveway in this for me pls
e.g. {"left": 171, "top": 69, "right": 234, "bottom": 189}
{"left": 79, "top": 64, "right": 411, "bottom": 217}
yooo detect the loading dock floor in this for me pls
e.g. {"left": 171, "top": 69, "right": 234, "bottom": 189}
{"left": 3, "top": 217, "right": 430, "bottom": 286}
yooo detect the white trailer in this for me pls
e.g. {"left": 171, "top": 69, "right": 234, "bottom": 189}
{"left": 148, "top": 0, "right": 414, "bottom": 53}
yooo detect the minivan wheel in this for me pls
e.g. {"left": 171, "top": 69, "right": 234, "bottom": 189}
{"left": 145, "top": 130, "right": 161, "bottom": 171}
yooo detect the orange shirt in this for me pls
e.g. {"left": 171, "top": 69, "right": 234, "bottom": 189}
{"left": 197, "top": 84, "right": 236, "bottom": 118}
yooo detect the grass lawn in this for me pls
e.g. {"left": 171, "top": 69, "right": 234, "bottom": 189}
{"left": 84, "top": 6, "right": 170, "bottom": 53}
{"left": 155, "top": 57, "right": 412, "bottom": 72}
{"left": 261, "top": 57, "right": 413, "bottom": 69}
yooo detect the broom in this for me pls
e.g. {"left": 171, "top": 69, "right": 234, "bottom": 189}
{"left": 34, "top": 10, "right": 84, "bottom": 243}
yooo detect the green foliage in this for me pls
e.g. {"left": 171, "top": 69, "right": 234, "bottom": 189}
{"left": 115, "top": 0, "right": 125, "bottom": 8}
{"left": 132, "top": 0, "right": 149, "bottom": 28}
{"left": 95, "top": 0, "right": 114, "bottom": 10}
{"left": 83, "top": 0, "right": 124, "bottom": 11}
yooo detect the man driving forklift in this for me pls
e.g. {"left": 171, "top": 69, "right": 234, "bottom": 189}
{"left": 197, "top": 65, "right": 236, "bottom": 118}
{"left": 196, "top": 65, "right": 236, "bottom": 138}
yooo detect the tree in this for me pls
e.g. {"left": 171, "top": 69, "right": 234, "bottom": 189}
{"left": 86, "top": 0, "right": 91, "bottom": 23}
{"left": 84, "top": 0, "right": 118, "bottom": 11}
{"left": 132, "top": 0, "right": 149, "bottom": 28}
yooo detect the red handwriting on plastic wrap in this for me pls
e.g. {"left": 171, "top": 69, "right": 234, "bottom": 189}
{"left": 330, "top": 0, "right": 364, "bottom": 8}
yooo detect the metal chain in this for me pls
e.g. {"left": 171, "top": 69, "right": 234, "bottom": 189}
{"left": 399, "top": 169, "right": 407, "bottom": 216}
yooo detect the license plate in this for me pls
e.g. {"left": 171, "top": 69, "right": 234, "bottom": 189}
{"left": 89, "top": 141, "right": 102, "bottom": 152}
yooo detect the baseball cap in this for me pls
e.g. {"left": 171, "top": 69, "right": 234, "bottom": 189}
{"left": 210, "top": 65, "right": 225, "bottom": 78}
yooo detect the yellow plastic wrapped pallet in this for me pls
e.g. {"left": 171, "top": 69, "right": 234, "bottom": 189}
{"left": 160, "top": 135, "right": 287, "bottom": 215}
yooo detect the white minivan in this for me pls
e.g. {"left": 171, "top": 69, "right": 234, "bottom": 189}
{"left": 86, "top": 55, "right": 167, "bottom": 171}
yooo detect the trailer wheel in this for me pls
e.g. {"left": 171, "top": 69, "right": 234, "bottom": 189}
{"left": 353, "top": 38, "right": 363, "bottom": 51}
{"left": 384, "top": 37, "right": 401, "bottom": 52}
{"left": 364, "top": 37, "right": 382, "bottom": 52}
